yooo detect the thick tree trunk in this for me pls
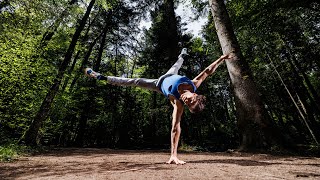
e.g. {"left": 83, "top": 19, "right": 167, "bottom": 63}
{"left": 164, "top": 0, "right": 179, "bottom": 59}
{"left": 209, "top": 0, "right": 283, "bottom": 150}
{"left": 23, "top": 0, "right": 96, "bottom": 145}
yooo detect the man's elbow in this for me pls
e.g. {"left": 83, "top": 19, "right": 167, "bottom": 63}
{"left": 204, "top": 68, "right": 213, "bottom": 76}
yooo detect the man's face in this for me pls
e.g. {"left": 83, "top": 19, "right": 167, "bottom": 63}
{"left": 180, "top": 92, "right": 198, "bottom": 110}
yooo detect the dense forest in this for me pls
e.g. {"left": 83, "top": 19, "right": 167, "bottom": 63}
{"left": 0, "top": 0, "right": 319, "bottom": 154}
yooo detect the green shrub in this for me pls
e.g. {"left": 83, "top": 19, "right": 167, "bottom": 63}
{"left": 0, "top": 144, "right": 27, "bottom": 162}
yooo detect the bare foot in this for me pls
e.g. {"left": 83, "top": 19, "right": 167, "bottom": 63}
{"left": 166, "top": 156, "right": 186, "bottom": 165}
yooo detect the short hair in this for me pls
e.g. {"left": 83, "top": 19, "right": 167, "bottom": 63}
{"left": 189, "top": 95, "right": 206, "bottom": 113}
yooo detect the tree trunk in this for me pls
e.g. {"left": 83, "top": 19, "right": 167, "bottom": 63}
{"left": 61, "top": 50, "right": 81, "bottom": 92}
{"left": 64, "top": 27, "right": 105, "bottom": 92}
{"left": 93, "top": 25, "right": 108, "bottom": 71}
{"left": 23, "top": 0, "right": 96, "bottom": 145}
{"left": 74, "top": 24, "right": 108, "bottom": 146}
{"left": 209, "top": 0, "right": 284, "bottom": 150}
{"left": 164, "top": 0, "right": 179, "bottom": 59}
{"left": 60, "top": 11, "right": 101, "bottom": 92}
{"left": 267, "top": 54, "right": 318, "bottom": 144}
{"left": 287, "top": 47, "right": 320, "bottom": 111}
{"left": 41, "top": 0, "right": 78, "bottom": 46}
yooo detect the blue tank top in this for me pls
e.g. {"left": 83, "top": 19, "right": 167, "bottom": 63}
{"left": 160, "top": 75, "right": 197, "bottom": 99}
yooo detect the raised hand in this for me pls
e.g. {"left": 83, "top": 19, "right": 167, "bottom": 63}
{"left": 220, "top": 52, "right": 236, "bottom": 60}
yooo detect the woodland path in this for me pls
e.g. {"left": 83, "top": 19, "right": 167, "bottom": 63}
{"left": 1, "top": 148, "right": 320, "bottom": 179}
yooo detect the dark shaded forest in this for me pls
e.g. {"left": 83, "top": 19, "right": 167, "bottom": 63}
{"left": 0, "top": 0, "right": 319, "bottom": 154}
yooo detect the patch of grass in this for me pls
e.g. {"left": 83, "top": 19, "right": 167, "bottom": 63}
{"left": 0, "top": 143, "right": 28, "bottom": 162}
{"left": 0, "top": 143, "right": 51, "bottom": 162}
{"left": 179, "top": 143, "right": 206, "bottom": 152}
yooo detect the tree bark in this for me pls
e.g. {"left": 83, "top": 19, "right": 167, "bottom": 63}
{"left": 209, "top": 0, "right": 284, "bottom": 150}
{"left": 23, "top": 0, "right": 96, "bottom": 145}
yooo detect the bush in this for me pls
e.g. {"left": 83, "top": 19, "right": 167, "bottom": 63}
{"left": 0, "top": 143, "right": 27, "bottom": 162}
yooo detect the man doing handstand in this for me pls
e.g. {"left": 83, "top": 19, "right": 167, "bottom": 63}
{"left": 85, "top": 48, "right": 233, "bottom": 165}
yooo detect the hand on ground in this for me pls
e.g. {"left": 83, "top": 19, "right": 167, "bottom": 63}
{"left": 166, "top": 156, "right": 186, "bottom": 165}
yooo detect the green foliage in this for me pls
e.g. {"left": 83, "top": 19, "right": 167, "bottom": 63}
{"left": 0, "top": 143, "right": 27, "bottom": 162}
{"left": 179, "top": 143, "right": 205, "bottom": 152}
{"left": 0, "top": 1, "right": 48, "bottom": 142}
{"left": 0, "top": 143, "right": 49, "bottom": 162}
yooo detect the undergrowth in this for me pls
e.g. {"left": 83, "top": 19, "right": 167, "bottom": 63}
{"left": 0, "top": 143, "right": 29, "bottom": 162}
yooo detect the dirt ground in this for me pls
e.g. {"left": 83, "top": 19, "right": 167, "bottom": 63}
{"left": 0, "top": 148, "right": 320, "bottom": 180}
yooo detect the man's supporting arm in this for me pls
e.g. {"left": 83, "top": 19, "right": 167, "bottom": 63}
{"left": 167, "top": 96, "right": 186, "bottom": 165}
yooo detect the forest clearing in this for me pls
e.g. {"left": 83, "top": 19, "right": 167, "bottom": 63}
{"left": 1, "top": 148, "right": 320, "bottom": 180}
{"left": 1, "top": 0, "right": 319, "bottom": 179}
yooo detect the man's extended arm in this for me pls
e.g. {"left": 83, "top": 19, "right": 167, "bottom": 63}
{"left": 167, "top": 96, "right": 185, "bottom": 165}
{"left": 192, "top": 54, "right": 231, "bottom": 88}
